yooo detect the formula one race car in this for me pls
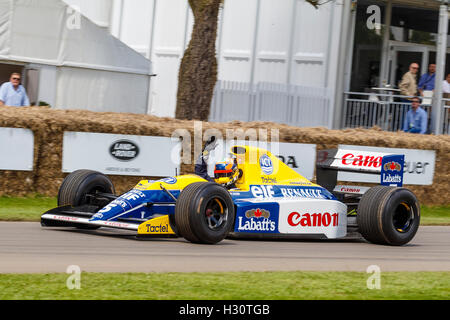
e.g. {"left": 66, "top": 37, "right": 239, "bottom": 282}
{"left": 41, "top": 138, "right": 420, "bottom": 246}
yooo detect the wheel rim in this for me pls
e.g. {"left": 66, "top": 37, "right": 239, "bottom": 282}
{"left": 392, "top": 202, "right": 414, "bottom": 233}
{"left": 80, "top": 185, "right": 111, "bottom": 206}
{"left": 204, "top": 197, "right": 228, "bottom": 231}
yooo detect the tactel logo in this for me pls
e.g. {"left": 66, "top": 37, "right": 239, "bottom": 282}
{"left": 259, "top": 154, "right": 273, "bottom": 175}
{"left": 146, "top": 223, "right": 170, "bottom": 233}
{"left": 110, "top": 140, "right": 139, "bottom": 161}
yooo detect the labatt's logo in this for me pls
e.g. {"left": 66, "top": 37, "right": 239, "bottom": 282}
{"left": 288, "top": 211, "right": 339, "bottom": 227}
{"left": 237, "top": 208, "right": 276, "bottom": 232}
{"left": 382, "top": 159, "right": 403, "bottom": 185}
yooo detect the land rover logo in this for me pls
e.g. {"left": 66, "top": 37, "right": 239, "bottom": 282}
{"left": 110, "top": 140, "right": 139, "bottom": 161}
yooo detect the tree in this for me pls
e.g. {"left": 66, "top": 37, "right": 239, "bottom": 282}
{"left": 175, "top": 0, "right": 322, "bottom": 121}
{"left": 175, "top": 0, "right": 222, "bottom": 121}
{"left": 305, "top": 0, "right": 320, "bottom": 8}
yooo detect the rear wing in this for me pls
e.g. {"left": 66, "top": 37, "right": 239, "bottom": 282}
{"left": 316, "top": 149, "right": 405, "bottom": 193}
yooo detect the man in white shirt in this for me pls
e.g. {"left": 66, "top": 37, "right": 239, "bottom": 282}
{"left": 0, "top": 73, "right": 30, "bottom": 107}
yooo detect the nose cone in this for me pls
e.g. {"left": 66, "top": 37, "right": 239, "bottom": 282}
{"left": 90, "top": 189, "right": 148, "bottom": 221}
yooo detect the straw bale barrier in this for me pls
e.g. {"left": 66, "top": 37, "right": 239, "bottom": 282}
{"left": 0, "top": 106, "right": 449, "bottom": 205}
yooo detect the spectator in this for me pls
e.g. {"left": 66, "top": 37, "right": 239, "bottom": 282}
{"left": 418, "top": 63, "right": 436, "bottom": 96}
{"left": 399, "top": 63, "right": 419, "bottom": 101}
{"left": 443, "top": 73, "right": 450, "bottom": 94}
{"left": 403, "top": 96, "right": 428, "bottom": 134}
{"left": 444, "top": 74, "right": 450, "bottom": 127}
{"left": 0, "top": 73, "right": 30, "bottom": 107}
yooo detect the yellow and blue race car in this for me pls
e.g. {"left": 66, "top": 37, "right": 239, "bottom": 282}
{"left": 41, "top": 138, "right": 420, "bottom": 246}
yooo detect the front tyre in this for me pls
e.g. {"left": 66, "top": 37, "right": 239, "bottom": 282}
{"left": 58, "top": 170, "right": 115, "bottom": 207}
{"left": 58, "top": 170, "right": 115, "bottom": 230}
{"left": 175, "top": 182, "right": 235, "bottom": 244}
{"left": 357, "top": 186, "right": 420, "bottom": 246}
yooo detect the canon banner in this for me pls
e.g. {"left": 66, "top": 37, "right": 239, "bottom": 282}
{"left": 337, "top": 145, "right": 435, "bottom": 185}
{"left": 62, "top": 132, "right": 181, "bottom": 176}
{"left": 0, "top": 127, "right": 34, "bottom": 171}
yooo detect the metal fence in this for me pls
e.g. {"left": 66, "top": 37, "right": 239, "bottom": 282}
{"left": 341, "top": 92, "right": 450, "bottom": 134}
{"left": 443, "top": 101, "right": 450, "bottom": 134}
{"left": 209, "top": 80, "right": 331, "bottom": 128}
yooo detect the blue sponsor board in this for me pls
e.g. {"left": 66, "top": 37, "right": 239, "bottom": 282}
{"left": 380, "top": 154, "right": 404, "bottom": 187}
{"left": 234, "top": 202, "right": 280, "bottom": 233}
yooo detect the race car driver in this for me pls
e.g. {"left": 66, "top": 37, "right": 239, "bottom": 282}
{"left": 194, "top": 137, "right": 240, "bottom": 189}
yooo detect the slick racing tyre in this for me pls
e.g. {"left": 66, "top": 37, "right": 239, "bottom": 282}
{"left": 58, "top": 170, "right": 115, "bottom": 206}
{"left": 357, "top": 186, "right": 420, "bottom": 246}
{"left": 175, "top": 182, "right": 235, "bottom": 244}
{"left": 58, "top": 170, "right": 115, "bottom": 230}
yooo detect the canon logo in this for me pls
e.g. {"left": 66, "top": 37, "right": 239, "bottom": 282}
{"left": 287, "top": 211, "right": 339, "bottom": 227}
{"left": 342, "top": 153, "right": 382, "bottom": 168}
{"left": 340, "top": 187, "right": 361, "bottom": 193}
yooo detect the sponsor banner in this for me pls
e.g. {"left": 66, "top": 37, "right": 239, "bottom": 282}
{"left": 208, "top": 139, "right": 316, "bottom": 180}
{"left": 277, "top": 199, "right": 347, "bottom": 239}
{"left": 337, "top": 145, "right": 436, "bottom": 185}
{"left": 234, "top": 203, "right": 280, "bottom": 233}
{"left": 62, "top": 132, "right": 181, "bottom": 176}
{"left": 0, "top": 127, "right": 34, "bottom": 171}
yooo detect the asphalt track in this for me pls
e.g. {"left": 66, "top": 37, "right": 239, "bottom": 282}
{"left": 0, "top": 222, "right": 449, "bottom": 273}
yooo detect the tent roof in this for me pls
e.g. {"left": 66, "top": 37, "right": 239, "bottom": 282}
{"left": 0, "top": 0, "right": 152, "bottom": 75}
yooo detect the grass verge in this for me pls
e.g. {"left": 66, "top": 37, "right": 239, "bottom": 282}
{"left": 0, "top": 195, "right": 57, "bottom": 221}
{"left": 420, "top": 205, "right": 450, "bottom": 225}
{"left": 0, "top": 271, "right": 448, "bottom": 300}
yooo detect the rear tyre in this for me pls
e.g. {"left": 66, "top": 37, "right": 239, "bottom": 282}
{"left": 58, "top": 170, "right": 115, "bottom": 229}
{"left": 357, "top": 186, "right": 420, "bottom": 246}
{"left": 175, "top": 182, "right": 235, "bottom": 244}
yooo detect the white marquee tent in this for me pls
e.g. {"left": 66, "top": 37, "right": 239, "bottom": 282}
{"left": 0, "top": 0, "right": 152, "bottom": 113}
